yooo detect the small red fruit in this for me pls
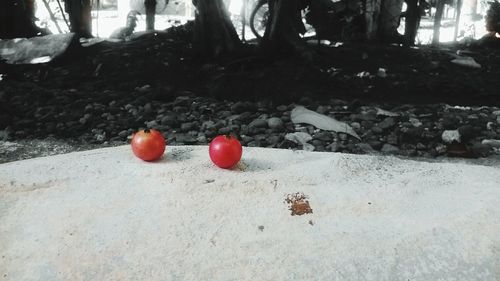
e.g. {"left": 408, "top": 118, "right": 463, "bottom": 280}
{"left": 209, "top": 135, "right": 242, "bottom": 169}
{"left": 131, "top": 129, "right": 166, "bottom": 161}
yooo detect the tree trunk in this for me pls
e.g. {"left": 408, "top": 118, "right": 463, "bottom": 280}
{"left": 192, "top": 0, "right": 241, "bottom": 57}
{"left": 453, "top": 0, "right": 463, "bottom": 41}
{"left": 261, "top": 0, "right": 309, "bottom": 57}
{"left": 404, "top": 0, "right": 420, "bottom": 45}
{"left": 145, "top": 0, "right": 156, "bottom": 31}
{"left": 65, "top": 0, "right": 92, "bottom": 38}
{"left": 365, "top": 0, "right": 381, "bottom": 40}
{"left": 0, "top": 0, "right": 41, "bottom": 39}
{"left": 432, "top": 0, "right": 445, "bottom": 44}
{"left": 378, "top": 0, "right": 404, "bottom": 42}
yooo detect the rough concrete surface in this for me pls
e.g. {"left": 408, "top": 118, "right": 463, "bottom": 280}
{"left": 1, "top": 146, "right": 499, "bottom": 280}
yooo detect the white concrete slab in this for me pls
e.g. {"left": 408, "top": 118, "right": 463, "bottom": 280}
{"left": 1, "top": 146, "right": 499, "bottom": 280}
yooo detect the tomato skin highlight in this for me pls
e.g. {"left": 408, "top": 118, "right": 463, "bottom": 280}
{"left": 209, "top": 135, "right": 242, "bottom": 169}
{"left": 131, "top": 129, "right": 166, "bottom": 161}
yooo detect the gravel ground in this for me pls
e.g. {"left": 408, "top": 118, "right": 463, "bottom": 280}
{"left": 1, "top": 94, "right": 500, "bottom": 163}
{"left": 2, "top": 25, "right": 500, "bottom": 163}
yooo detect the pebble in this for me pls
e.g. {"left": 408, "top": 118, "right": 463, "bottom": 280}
{"left": 482, "top": 139, "right": 500, "bottom": 148}
{"left": 267, "top": 117, "right": 284, "bottom": 130}
{"left": 442, "top": 115, "right": 461, "bottom": 129}
{"left": 435, "top": 144, "right": 447, "bottom": 155}
{"left": 441, "top": 130, "right": 461, "bottom": 143}
{"left": 357, "top": 143, "right": 377, "bottom": 153}
{"left": 368, "top": 140, "right": 383, "bottom": 150}
{"left": 313, "top": 131, "right": 332, "bottom": 141}
{"left": 231, "top": 101, "right": 248, "bottom": 113}
{"left": 386, "top": 134, "right": 398, "bottom": 145}
{"left": 145, "top": 120, "right": 158, "bottom": 128}
{"left": 267, "top": 135, "right": 282, "bottom": 146}
{"left": 457, "top": 125, "right": 474, "bottom": 141}
{"left": 181, "top": 122, "right": 195, "bottom": 132}
{"left": 249, "top": 118, "right": 268, "bottom": 128}
{"left": 471, "top": 143, "right": 491, "bottom": 157}
{"left": 378, "top": 117, "right": 396, "bottom": 130}
{"left": 350, "top": 122, "right": 361, "bottom": 131}
{"left": 240, "top": 135, "right": 254, "bottom": 144}
{"left": 161, "top": 114, "right": 178, "bottom": 126}
{"left": 218, "top": 127, "right": 232, "bottom": 135}
{"left": 416, "top": 143, "right": 426, "bottom": 150}
{"left": 409, "top": 117, "right": 422, "bottom": 127}
{"left": 372, "top": 126, "right": 383, "bottom": 134}
{"left": 277, "top": 105, "right": 288, "bottom": 111}
{"left": 175, "top": 134, "right": 197, "bottom": 144}
{"left": 381, "top": 144, "right": 399, "bottom": 154}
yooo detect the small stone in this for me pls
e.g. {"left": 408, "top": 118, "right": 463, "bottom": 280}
{"left": 386, "top": 134, "right": 398, "bottom": 145}
{"left": 161, "top": 115, "right": 178, "bottom": 126}
{"left": 327, "top": 142, "right": 340, "bottom": 152}
{"left": 95, "top": 133, "right": 106, "bottom": 142}
{"left": 471, "top": 142, "right": 491, "bottom": 157}
{"left": 145, "top": 120, "right": 158, "bottom": 128}
{"left": 277, "top": 105, "right": 288, "bottom": 111}
{"left": 372, "top": 126, "right": 383, "bottom": 134}
{"left": 267, "top": 117, "right": 284, "bottom": 130}
{"left": 421, "top": 130, "right": 437, "bottom": 140}
{"left": 316, "top": 105, "right": 329, "bottom": 114}
{"left": 231, "top": 101, "right": 248, "bottom": 113}
{"left": 173, "top": 95, "right": 191, "bottom": 106}
{"left": 381, "top": 144, "right": 399, "bottom": 154}
{"left": 442, "top": 115, "right": 460, "bottom": 129}
{"left": 435, "top": 144, "right": 447, "bottom": 155}
{"left": 354, "top": 112, "right": 377, "bottom": 121}
{"left": 409, "top": 117, "right": 422, "bottom": 127}
{"left": 218, "top": 110, "right": 232, "bottom": 118}
{"left": 136, "top": 84, "right": 151, "bottom": 93}
{"left": 357, "top": 143, "right": 376, "bottom": 153}
{"left": 267, "top": 135, "right": 282, "bottom": 146}
{"left": 482, "top": 139, "right": 500, "bottom": 148}
{"left": 201, "top": 120, "right": 216, "bottom": 131}
{"left": 442, "top": 130, "right": 461, "bottom": 143}
{"left": 227, "top": 114, "right": 241, "bottom": 123}
{"left": 239, "top": 112, "right": 253, "bottom": 121}
{"left": 368, "top": 141, "right": 383, "bottom": 150}
{"left": 249, "top": 118, "right": 268, "bottom": 128}
{"left": 240, "top": 136, "right": 254, "bottom": 145}
{"left": 350, "top": 122, "right": 361, "bottom": 130}
{"left": 247, "top": 140, "right": 260, "bottom": 147}
{"left": 144, "top": 103, "right": 152, "bottom": 113}
{"left": 338, "top": 133, "right": 348, "bottom": 141}
{"left": 467, "top": 114, "right": 479, "bottom": 120}
{"left": 118, "top": 130, "right": 129, "bottom": 138}
{"left": 175, "top": 134, "right": 197, "bottom": 144}
{"left": 457, "top": 125, "right": 474, "bottom": 142}
{"left": 181, "top": 122, "right": 195, "bottom": 132}
{"left": 312, "top": 139, "right": 324, "bottom": 147}
{"left": 313, "top": 131, "right": 332, "bottom": 141}
{"left": 218, "top": 127, "right": 232, "bottom": 135}
{"left": 416, "top": 143, "right": 426, "bottom": 150}
{"left": 196, "top": 134, "right": 207, "bottom": 143}
{"left": 378, "top": 117, "right": 396, "bottom": 130}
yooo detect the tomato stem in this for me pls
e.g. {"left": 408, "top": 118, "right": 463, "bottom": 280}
{"left": 144, "top": 128, "right": 151, "bottom": 133}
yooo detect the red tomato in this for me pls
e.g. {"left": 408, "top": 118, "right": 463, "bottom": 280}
{"left": 209, "top": 135, "right": 242, "bottom": 169}
{"left": 131, "top": 129, "right": 166, "bottom": 161}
